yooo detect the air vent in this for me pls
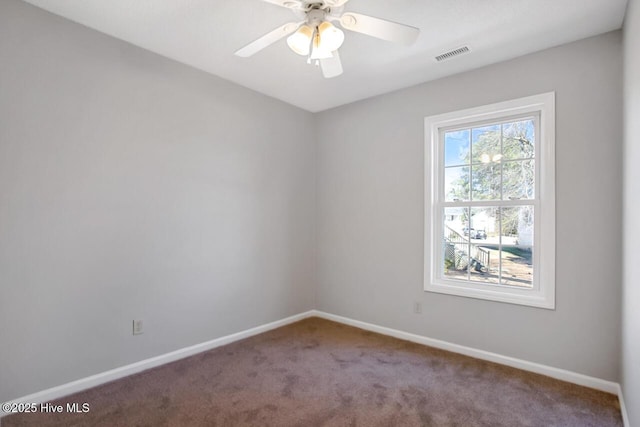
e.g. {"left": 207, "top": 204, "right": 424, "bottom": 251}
{"left": 435, "top": 46, "right": 470, "bottom": 62}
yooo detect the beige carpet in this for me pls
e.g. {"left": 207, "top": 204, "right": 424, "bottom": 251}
{"left": 2, "top": 317, "right": 622, "bottom": 426}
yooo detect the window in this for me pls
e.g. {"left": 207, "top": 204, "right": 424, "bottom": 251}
{"left": 425, "top": 93, "right": 555, "bottom": 309}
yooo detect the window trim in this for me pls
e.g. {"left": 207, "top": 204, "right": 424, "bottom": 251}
{"left": 424, "top": 92, "right": 556, "bottom": 309}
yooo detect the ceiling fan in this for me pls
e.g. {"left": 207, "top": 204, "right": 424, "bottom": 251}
{"left": 234, "top": 0, "right": 420, "bottom": 78}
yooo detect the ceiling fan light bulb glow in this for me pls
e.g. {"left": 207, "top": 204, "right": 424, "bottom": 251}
{"left": 318, "top": 21, "right": 345, "bottom": 52}
{"left": 287, "top": 25, "right": 313, "bottom": 56}
{"left": 310, "top": 32, "right": 333, "bottom": 59}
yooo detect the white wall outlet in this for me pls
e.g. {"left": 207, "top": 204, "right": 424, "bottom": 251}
{"left": 132, "top": 319, "right": 144, "bottom": 335}
{"left": 413, "top": 302, "right": 422, "bottom": 314}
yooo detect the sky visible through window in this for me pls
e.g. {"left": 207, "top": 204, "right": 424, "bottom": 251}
{"left": 444, "top": 121, "right": 535, "bottom": 167}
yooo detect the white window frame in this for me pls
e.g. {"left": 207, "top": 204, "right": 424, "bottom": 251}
{"left": 424, "top": 92, "right": 556, "bottom": 309}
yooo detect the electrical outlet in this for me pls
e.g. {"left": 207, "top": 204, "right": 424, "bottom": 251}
{"left": 132, "top": 319, "right": 144, "bottom": 335}
{"left": 413, "top": 302, "right": 422, "bottom": 314}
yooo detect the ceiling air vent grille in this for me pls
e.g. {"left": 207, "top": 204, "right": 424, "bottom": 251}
{"left": 435, "top": 46, "right": 470, "bottom": 62}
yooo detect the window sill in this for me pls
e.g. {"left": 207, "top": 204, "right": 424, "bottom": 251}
{"left": 425, "top": 280, "right": 555, "bottom": 309}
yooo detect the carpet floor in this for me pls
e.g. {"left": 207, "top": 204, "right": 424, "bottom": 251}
{"left": 2, "top": 317, "right": 622, "bottom": 426}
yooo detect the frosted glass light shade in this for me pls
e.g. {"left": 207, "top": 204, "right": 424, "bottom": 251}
{"left": 310, "top": 32, "right": 333, "bottom": 59}
{"left": 287, "top": 25, "right": 313, "bottom": 56}
{"left": 317, "top": 21, "right": 344, "bottom": 52}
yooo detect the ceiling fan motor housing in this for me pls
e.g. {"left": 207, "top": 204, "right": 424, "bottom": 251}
{"left": 291, "top": 1, "right": 344, "bottom": 20}
{"left": 306, "top": 8, "right": 327, "bottom": 26}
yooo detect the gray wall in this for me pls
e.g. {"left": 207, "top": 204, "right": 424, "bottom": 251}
{"left": 0, "top": 0, "right": 316, "bottom": 402}
{"left": 316, "top": 32, "right": 622, "bottom": 382}
{"left": 623, "top": 0, "right": 640, "bottom": 421}
{"left": 0, "top": 0, "right": 626, "bottom": 406}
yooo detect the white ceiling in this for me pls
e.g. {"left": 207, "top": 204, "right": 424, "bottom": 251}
{"left": 22, "top": 0, "right": 628, "bottom": 112}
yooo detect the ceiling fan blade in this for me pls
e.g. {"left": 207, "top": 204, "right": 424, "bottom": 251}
{"left": 235, "top": 22, "right": 302, "bottom": 57}
{"left": 339, "top": 12, "right": 420, "bottom": 45}
{"left": 260, "top": 0, "right": 304, "bottom": 9}
{"left": 320, "top": 51, "right": 343, "bottom": 78}
{"left": 324, "top": 0, "right": 350, "bottom": 7}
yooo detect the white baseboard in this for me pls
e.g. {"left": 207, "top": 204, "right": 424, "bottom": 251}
{"left": 3, "top": 309, "right": 626, "bottom": 424}
{"left": 1, "top": 310, "right": 315, "bottom": 417}
{"left": 311, "top": 310, "right": 621, "bottom": 395}
{"left": 618, "top": 384, "right": 630, "bottom": 427}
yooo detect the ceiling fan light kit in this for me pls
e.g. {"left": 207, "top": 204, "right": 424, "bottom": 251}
{"left": 235, "top": 0, "right": 420, "bottom": 78}
{"left": 287, "top": 21, "right": 344, "bottom": 59}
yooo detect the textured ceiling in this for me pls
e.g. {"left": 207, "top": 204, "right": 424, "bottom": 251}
{"left": 22, "top": 0, "right": 628, "bottom": 112}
